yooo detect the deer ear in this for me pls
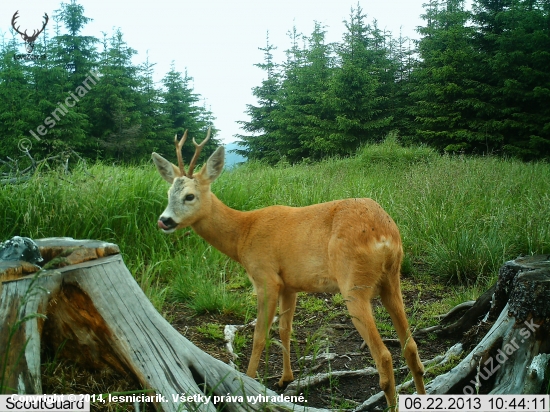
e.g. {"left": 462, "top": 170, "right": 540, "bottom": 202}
{"left": 152, "top": 152, "right": 180, "bottom": 184}
{"left": 199, "top": 146, "right": 224, "bottom": 184}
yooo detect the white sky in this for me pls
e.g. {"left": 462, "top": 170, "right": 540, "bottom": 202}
{"left": 1, "top": 0, "right": 426, "bottom": 144}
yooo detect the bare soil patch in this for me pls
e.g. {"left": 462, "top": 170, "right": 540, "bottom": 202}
{"left": 167, "top": 283, "right": 456, "bottom": 410}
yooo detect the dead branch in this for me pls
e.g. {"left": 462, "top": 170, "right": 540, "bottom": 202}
{"left": 352, "top": 343, "right": 464, "bottom": 412}
{"left": 415, "top": 284, "right": 496, "bottom": 337}
{"left": 284, "top": 344, "right": 464, "bottom": 400}
{"left": 224, "top": 319, "right": 258, "bottom": 367}
{"left": 426, "top": 304, "right": 513, "bottom": 394}
{"left": 435, "top": 301, "right": 476, "bottom": 320}
{"left": 284, "top": 367, "right": 379, "bottom": 397}
{"left": 354, "top": 379, "right": 415, "bottom": 412}
{"left": 1, "top": 149, "right": 91, "bottom": 185}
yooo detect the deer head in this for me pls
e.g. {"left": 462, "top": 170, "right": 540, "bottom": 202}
{"left": 11, "top": 11, "right": 49, "bottom": 53}
{"left": 152, "top": 128, "right": 224, "bottom": 233}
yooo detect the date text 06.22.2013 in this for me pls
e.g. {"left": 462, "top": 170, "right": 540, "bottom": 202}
{"left": 399, "top": 395, "right": 549, "bottom": 411}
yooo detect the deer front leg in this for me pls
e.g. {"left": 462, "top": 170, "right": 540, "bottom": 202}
{"left": 278, "top": 290, "right": 297, "bottom": 386}
{"left": 246, "top": 280, "right": 280, "bottom": 379}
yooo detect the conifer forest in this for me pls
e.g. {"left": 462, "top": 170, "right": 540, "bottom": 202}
{"left": 1, "top": 0, "right": 549, "bottom": 163}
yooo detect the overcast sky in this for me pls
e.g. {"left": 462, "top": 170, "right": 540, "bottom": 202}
{"left": 1, "top": 0, "right": 426, "bottom": 144}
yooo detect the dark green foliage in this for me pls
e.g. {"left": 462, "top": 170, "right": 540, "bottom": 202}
{"left": 235, "top": 34, "right": 283, "bottom": 164}
{"left": 328, "top": 7, "right": 394, "bottom": 151}
{"left": 409, "top": 0, "right": 484, "bottom": 153}
{"left": 278, "top": 23, "right": 335, "bottom": 162}
{"left": 0, "top": 0, "right": 217, "bottom": 163}
{"left": 85, "top": 30, "right": 142, "bottom": 161}
{"left": 238, "top": 9, "right": 402, "bottom": 163}
{"left": 0, "top": 40, "right": 44, "bottom": 156}
{"left": 471, "top": 0, "right": 550, "bottom": 159}
{"left": 409, "top": 0, "right": 550, "bottom": 159}
{"left": 159, "top": 64, "right": 217, "bottom": 161}
{"left": 239, "top": 0, "right": 550, "bottom": 162}
{"left": 2, "top": 0, "right": 549, "bottom": 163}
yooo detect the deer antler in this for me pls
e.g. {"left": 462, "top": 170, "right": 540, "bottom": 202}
{"left": 187, "top": 127, "right": 212, "bottom": 178}
{"left": 174, "top": 130, "right": 188, "bottom": 176}
{"left": 11, "top": 11, "right": 49, "bottom": 43}
{"left": 31, "top": 13, "right": 49, "bottom": 42}
{"left": 11, "top": 11, "right": 26, "bottom": 38}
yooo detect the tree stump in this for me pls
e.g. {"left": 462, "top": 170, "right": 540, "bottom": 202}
{"left": 0, "top": 238, "right": 327, "bottom": 412}
{"left": 426, "top": 255, "right": 550, "bottom": 395}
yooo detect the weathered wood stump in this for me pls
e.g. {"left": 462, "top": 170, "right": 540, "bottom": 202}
{"left": 426, "top": 255, "right": 550, "bottom": 395}
{"left": 0, "top": 238, "right": 327, "bottom": 412}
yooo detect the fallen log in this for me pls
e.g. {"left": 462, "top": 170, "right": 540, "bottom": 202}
{"left": 0, "top": 238, "right": 327, "bottom": 412}
{"left": 425, "top": 255, "right": 550, "bottom": 395}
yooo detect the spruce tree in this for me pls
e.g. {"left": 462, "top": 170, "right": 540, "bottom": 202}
{"left": 277, "top": 23, "right": 335, "bottom": 162}
{"left": 327, "top": 6, "right": 394, "bottom": 155}
{"left": 389, "top": 31, "right": 418, "bottom": 140}
{"left": 159, "top": 63, "right": 218, "bottom": 162}
{"left": 236, "top": 34, "right": 283, "bottom": 163}
{"left": 135, "top": 54, "right": 166, "bottom": 156}
{"left": 410, "top": 0, "right": 483, "bottom": 153}
{"left": 472, "top": 0, "right": 550, "bottom": 159}
{"left": 29, "top": 0, "right": 98, "bottom": 154}
{"left": 85, "top": 30, "right": 143, "bottom": 161}
{"left": 53, "top": 0, "right": 98, "bottom": 83}
{"left": 0, "top": 38, "right": 43, "bottom": 157}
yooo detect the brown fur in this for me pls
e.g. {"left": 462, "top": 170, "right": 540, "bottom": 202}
{"left": 152, "top": 144, "right": 425, "bottom": 410}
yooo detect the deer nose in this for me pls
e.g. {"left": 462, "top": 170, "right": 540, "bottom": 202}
{"left": 158, "top": 217, "right": 177, "bottom": 230}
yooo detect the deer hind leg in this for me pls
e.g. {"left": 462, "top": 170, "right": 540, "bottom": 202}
{"left": 278, "top": 290, "right": 297, "bottom": 386}
{"left": 246, "top": 280, "right": 280, "bottom": 379}
{"left": 341, "top": 281, "right": 397, "bottom": 410}
{"left": 380, "top": 279, "right": 426, "bottom": 395}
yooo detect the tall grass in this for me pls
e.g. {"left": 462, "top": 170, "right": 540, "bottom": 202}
{"left": 221, "top": 141, "right": 548, "bottom": 285}
{"left": 1, "top": 138, "right": 548, "bottom": 315}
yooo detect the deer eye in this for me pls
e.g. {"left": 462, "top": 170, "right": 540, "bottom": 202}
{"left": 184, "top": 194, "right": 195, "bottom": 202}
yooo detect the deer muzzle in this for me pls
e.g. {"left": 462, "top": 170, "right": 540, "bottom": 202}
{"left": 158, "top": 217, "right": 177, "bottom": 232}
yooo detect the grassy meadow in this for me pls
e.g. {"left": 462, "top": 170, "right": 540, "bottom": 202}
{"left": 1, "top": 137, "right": 549, "bottom": 319}
{"left": 2, "top": 137, "right": 550, "bottom": 406}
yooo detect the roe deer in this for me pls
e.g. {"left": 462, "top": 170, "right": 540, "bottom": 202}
{"left": 152, "top": 129, "right": 425, "bottom": 409}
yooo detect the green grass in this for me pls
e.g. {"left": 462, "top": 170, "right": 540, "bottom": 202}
{"left": 196, "top": 323, "right": 225, "bottom": 341}
{"left": 227, "top": 146, "right": 548, "bottom": 285}
{"left": 1, "top": 138, "right": 549, "bottom": 316}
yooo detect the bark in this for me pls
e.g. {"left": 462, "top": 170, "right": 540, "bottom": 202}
{"left": 425, "top": 255, "right": 550, "bottom": 396}
{"left": 0, "top": 238, "right": 327, "bottom": 412}
{"left": 523, "top": 354, "right": 550, "bottom": 394}
{"left": 488, "top": 255, "right": 550, "bottom": 321}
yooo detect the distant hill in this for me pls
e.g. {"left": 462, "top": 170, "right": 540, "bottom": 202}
{"left": 224, "top": 142, "right": 247, "bottom": 169}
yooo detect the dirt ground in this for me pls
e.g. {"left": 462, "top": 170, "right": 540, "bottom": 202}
{"left": 167, "top": 287, "right": 456, "bottom": 410}
{"left": 42, "top": 281, "right": 459, "bottom": 411}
